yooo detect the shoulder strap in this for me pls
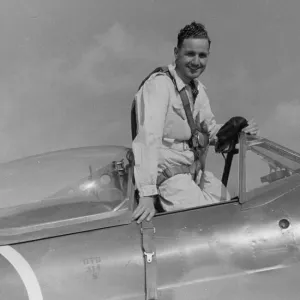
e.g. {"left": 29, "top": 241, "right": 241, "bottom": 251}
{"left": 131, "top": 66, "right": 175, "bottom": 140}
{"left": 131, "top": 101, "right": 138, "bottom": 140}
{"left": 137, "top": 66, "right": 173, "bottom": 91}
{"left": 179, "top": 89, "right": 198, "bottom": 134}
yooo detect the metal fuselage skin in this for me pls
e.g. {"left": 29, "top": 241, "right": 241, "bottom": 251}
{"left": 1, "top": 174, "right": 300, "bottom": 300}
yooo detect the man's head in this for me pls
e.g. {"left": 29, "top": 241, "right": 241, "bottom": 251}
{"left": 174, "top": 21, "right": 211, "bottom": 83}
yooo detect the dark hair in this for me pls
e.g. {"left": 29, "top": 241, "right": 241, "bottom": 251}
{"left": 177, "top": 21, "right": 211, "bottom": 49}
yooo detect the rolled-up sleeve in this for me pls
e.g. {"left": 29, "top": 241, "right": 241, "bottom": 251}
{"left": 132, "top": 75, "right": 169, "bottom": 197}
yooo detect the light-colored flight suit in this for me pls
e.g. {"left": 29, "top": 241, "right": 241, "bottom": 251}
{"left": 132, "top": 64, "right": 230, "bottom": 212}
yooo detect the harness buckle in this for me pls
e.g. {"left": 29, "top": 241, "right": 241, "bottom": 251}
{"left": 144, "top": 251, "right": 155, "bottom": 263}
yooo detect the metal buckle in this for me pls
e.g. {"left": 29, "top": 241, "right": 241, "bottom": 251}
{"left": 140, "top": 227, "right": 156, "bottom": 234}
{"left": 144, "top": 251, "right": 155, "bottom": 263}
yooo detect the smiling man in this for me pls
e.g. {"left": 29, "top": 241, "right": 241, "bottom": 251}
{"left": 131, "top": 21, "right": 258, "bottom": 223}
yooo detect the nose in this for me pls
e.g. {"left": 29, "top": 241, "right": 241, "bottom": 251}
{"left": 191, "top": 56, "right": 201, "bottom": 67}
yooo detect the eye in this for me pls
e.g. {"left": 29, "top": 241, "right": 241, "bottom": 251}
{"left": 186, "top": 52, "right": 195, "bottom": 57}
{"left": 199, "top": 53, "right": 208, "bottom": 59}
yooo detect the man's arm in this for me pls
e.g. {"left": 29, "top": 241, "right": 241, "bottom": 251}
{"left": 132, "top": 75, "right": 169, "bottom": 222}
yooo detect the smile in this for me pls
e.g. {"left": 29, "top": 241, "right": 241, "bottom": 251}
{"left": 188, "top": 67, "right": 201, "bottom": 72}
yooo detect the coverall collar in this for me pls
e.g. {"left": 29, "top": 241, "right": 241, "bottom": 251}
{"left": 167, "top": 63, "right": 204, "bottom": 92}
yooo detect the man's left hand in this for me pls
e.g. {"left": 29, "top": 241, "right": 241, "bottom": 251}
{"left": 243, "top": 119, "right": 259, "bottom": 135}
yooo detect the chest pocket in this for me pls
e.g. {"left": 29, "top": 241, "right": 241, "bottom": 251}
{"left": 163, "top": 103, "right": 191, "bottom": 140}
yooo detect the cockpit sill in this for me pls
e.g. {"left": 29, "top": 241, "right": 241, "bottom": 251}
{"left": 0, "top": 209, "right": 133, "bottom": 246}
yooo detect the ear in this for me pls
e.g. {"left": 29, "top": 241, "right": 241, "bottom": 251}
{"left": 174, "top": 47, "right": 179, "bottom": 60}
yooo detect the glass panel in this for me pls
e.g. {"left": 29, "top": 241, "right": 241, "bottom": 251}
{"left": 245, "top": 150, "right": 273, "bottom": 192}
{"left": 0, "top": 147, "right": 133, "bottom": 230}
{"left": 244, "top": 136, "right": 300, "bottom": 195}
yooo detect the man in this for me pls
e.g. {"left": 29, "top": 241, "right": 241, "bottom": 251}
{"left": 131, "top": 21, "right": 258, "bottom": 224}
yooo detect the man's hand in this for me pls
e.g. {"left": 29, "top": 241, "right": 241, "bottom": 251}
{"left": 243, "top": 119, "right": 259, "bottom": 135}
{"left": 132, "top": 196, "right": 156, "bottom": 224}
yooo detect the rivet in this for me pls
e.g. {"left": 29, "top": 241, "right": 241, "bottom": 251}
{"left": 279, "top": 219, "right": 290, "bottom": 229}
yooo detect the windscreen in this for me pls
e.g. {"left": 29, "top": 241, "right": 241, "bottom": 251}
{"left": 0, "top": 148, "right": 133, "bottom": 231}
{"left": 245, "top": 135, "right": 300, "bottom": 193}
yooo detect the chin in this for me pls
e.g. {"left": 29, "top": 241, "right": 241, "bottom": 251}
{"left": 186, "top": 70, "right": 203, "bottom": 80}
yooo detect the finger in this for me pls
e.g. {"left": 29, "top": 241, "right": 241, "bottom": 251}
{"left": 244, "top": 123, "right": 256, "bottom": 132}
{"left": 132, "top": 205, "right": 141, "bottom": 218}
{"left": 132, "top": 205, "right": 144, "bottom": 219}
{"left": 147, "top": 210, "right": 156, "bottom": 221}
{"left": 242, "top": 127, "right": 251, "bottom": 133}
{"left": 132, "top": 211, "right": 141, "bottom": 221}
{"left": 247, "top": 128, "right": 258, "bottom": 135}
{"left": 137, "top": 210, "right": 149, "bottom": 224}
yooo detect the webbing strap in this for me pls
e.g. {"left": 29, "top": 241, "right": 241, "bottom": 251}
{"left": 141, "top": 220, "right": 158, "bottom": 300}
{"left": 179, "top": 87, "right": 209, "bottom": 183}
{"left": 131, "top": 67, "right": 175, "bottom": 141}
{"left": 179, "top": 88, "right": 198, "bottom": 135}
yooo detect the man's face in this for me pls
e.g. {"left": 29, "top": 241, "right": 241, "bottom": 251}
{"left": 174, "top": 38, "right": 210, "bottom": 83}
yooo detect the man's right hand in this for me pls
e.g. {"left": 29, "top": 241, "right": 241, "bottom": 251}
{"left": 132, "top": 196, "right": 156, "bottom": 224}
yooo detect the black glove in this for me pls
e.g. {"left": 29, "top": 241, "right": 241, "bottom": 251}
{"left": 215, "top": 116, "right": 248, "bottom": 153}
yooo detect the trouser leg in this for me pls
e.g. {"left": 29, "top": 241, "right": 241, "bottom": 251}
{"left": 158, "top": 173, "right": 220, "bottom": 212}
{"left": 196, "top": 170, "right": 231, "bottom": 202}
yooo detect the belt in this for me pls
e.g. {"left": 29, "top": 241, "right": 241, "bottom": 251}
{"left": 156, "top": 164, "right": 195, "bottom": 186}
{"left": 162, "top": 139, "right": 191, "bottom": 152}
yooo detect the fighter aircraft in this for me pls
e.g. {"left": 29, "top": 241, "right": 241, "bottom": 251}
{"left": 0, "top": 132, "right": 300, "bottom": 300}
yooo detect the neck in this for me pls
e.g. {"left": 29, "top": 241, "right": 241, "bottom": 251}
{"left": 174, "top": 65, "right": 192, "bottom": 84}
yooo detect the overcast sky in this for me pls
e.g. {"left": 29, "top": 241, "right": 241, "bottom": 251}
{"left": 0, "top": 0, "right": 299, "bottom": 164}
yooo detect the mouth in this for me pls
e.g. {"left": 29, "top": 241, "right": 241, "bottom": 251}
{"left": 188, "top": 66, "right": 202, "bottom": 73}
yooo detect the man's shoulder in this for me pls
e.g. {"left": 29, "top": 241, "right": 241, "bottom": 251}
{"left": 139, "top": 68, "right": 175, "bottom": 91}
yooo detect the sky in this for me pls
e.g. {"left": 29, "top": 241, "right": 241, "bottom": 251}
{"left": 0, "top": 0, "right": 300, "bottom": 165}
